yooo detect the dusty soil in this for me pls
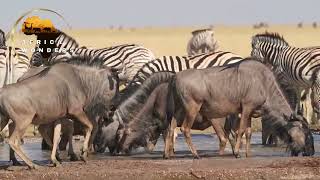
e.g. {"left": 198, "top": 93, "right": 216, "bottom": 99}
{"left": 0, "top": 157, "right": 319, "bottom": 180}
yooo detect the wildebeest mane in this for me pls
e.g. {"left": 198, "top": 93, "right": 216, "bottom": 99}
{"left": 219, "top": 57, "right": 257, "bottom": 72}
{"left": 117, "top": 72, "right": 175, "bottom": 124}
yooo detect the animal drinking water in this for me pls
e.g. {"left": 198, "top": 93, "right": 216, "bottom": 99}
{"left": 116, "top": 60, "right": 314, "bottom": 158}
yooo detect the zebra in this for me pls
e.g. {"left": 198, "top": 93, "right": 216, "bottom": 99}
{"left": 120, "top": 51, "right": 243, "bottom": 102}
{"left": 0, "top": 46, "right": 30, "bottom": 138}
{"left": 251, "top": 32, "right": 320, "bottom": 125}
{"left": 39, "top": 44, "right": 156, "bottom": 83}
{"left": 30, "top": 30, "right": 79, "bottom": 64}
{"left": 30, "top": 30, "right": 155, "bottom": 82}
{"left": 186, "top": 28, "right": 218, "bottom": 56}
{"left": 0, "top": 29, "right": 5, "bottom": 47}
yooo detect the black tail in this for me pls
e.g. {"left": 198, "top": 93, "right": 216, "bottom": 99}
{"left": 166, "top": 76, "right": 176, "bottom": 125}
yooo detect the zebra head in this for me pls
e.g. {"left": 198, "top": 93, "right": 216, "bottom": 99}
{"left": 250, "top": 36, "right": 265, "bottom": 63}
{"left": 251, "top": 32, "right": 289, "bottom": 65}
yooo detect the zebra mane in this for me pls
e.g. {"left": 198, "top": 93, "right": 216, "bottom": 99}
{"left": 253, "top": 32, "right": 289, "bottom": 46}
{"left": 117, "top": 72, "right": 175, "bottom": 124}
{"left": 191, "top": 28, "right": 213, "bottom": 35}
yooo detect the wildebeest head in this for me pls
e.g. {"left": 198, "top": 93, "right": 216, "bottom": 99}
{"left": 94, "top": 118, "right": 120, "bottom": 154}
{"left": 284, "top": 114, "right": 314, "bottom": 156}
{"left": 116, "top": 112, "right": 164, "bottom": 154}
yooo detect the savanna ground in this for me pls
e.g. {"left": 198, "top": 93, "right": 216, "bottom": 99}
{"left": 1, "top": 25, "right": 320, "bottom": 179}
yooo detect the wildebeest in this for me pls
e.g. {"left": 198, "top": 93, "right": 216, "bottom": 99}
{"left": 0, "top": 63, "right": 119, "bottom": 169}
{"left": 167, "top": 60, "right": 314, "bottom": 158}
{"left": 118, "top": 60, "right": 314, "bottom": 158}
{"left": 96, "top": 73, "right": 235, "bottom": 157}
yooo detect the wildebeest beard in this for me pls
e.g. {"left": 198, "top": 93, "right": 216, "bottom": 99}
{"left": 263, "top": 113, "right": 314, "bottom": 156}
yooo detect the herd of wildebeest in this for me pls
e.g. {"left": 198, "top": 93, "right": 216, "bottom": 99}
{"left": 0, "top": 27, "right": 318, "bottom": 170}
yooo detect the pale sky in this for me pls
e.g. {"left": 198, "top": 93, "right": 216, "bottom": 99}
{"left": 1, "top": 0, "right": 320, "bottom": 31}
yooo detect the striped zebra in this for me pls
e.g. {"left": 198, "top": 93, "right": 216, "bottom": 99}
{"left": 30, "top": 30, "right": 79, "bottom": 64}
{"left": 0, "top": 46, "right": 30, "bottom": 137}
{"left": 42, "top": 44, "right": 156, "bottom": 82}
{"left": 251, "top": 32, "right": 320, "bottom": 123}
{"left": 118, "top": 51, "right": 243, "bottom": 103}
{"left": 0, "top": 29, "right": 5, "bottom": 47}
{"left": 187, "top": 28, "right": 218, "bottom": 56}
{"left": 31, "top": 31, "right": 155, "bottom": 82}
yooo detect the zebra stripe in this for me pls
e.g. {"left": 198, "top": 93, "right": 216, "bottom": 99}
{"left": 128, "top": 51, "right": 243, "bottom": 86}
{"left": 187, "top": 28, "right": 218, "bottom": 56}
{"left": 0, "top": 47, "right": 30, "bottom": 86}
{"left": 54, "top": 31, "right": 79, "bottom": 51}
{"left": 0, "top": 29, "right": 5, "bottom": 47}
{"left": 46, "top": 44, "right": 155, "bottom": 82}
{"left": 251, "top": 32, "right": 320, "bottom": 119}
{"left": 31, "top": 30, "right": 79, "bottom": 64}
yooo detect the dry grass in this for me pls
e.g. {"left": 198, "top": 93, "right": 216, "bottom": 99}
{"left": 11, "top": 25, "right": 320, "bottom": 58}
{"left": 8, "top": 25, "right": 320, "bottom": 135}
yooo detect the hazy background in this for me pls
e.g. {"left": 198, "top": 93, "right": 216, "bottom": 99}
{"left": 1, "top": 0, "right": 320, "bottom": 30}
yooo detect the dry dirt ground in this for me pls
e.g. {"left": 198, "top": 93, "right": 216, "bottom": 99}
{"left": 0, "top": 157, "right": 319, "bottom": 180}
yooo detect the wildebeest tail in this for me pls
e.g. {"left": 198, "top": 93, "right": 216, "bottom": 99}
{"left": 166, "top": 75, "right": 176, "bottom": 125}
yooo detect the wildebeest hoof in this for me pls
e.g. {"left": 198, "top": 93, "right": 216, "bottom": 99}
{"left": 80, "top": 156, "right": 87, "bottom": 163}
{"left": 69, "top": 154, "right": 80, "bottom": 161}
{"left": 235, "top": 154, "right": 241, "bottom": 158}
{"left": 52, "top": 160, "right": 61, "bottom": 167}
{"left": 193, "top": 155, "right": 200, "bottom": 159}
{"left": 56, "top": 155, "right": 62, "bottom": 162}
{"left": 29, "top": 164, "right": 42, "bottom": 170}
{"left": 163, "top": 154, "right": 170, "bottom": 159}
{"left": 12, "top": 159, "right": 22, "bottom": 166}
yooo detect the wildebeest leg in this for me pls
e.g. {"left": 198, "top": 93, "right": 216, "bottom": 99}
{"left": 181, "top": 103, "right": 201, "bottom": 159}
{"left": 245, "top": 118, "right": 252, "bottom": 157}
{"left": 9, "top": 122, "right": 21, "bottom": 166}
{"left": 234, "top": 107, "right": 252, "bottom": 158}
{"left": 51, "top": 120, "right": 62, "bottom": 167}
{"left": 38, "top": 124, "right": 62, "bottom": 161}
{"left": 66, "top": 121, "right": 79, "bottom": 161}
{"left": 9, "top": 120, "right": 40, "bottom": 169}
{"left": 71, "top": 110, "right": 93, "bottom": 162}
{"left": 210, "top": 118, "right": 228, "bottom": 155}
{"left": 164, "top": 118, "right": 177, "bottom": 159}
{"left": 88, "top": 116, "right": 99, "bottom": 152}
{"left": 59, "top": 133, "right": 69, "bottom": 151}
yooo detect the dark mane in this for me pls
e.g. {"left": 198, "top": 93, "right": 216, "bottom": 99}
{"left": 219, "top": 57, "right": 257, "bottom": 71}
{"left": 117, "top": 72, "right": 175, "bottom": 124}
{"left": 191, "top": 28, "right": 213, "bottom": 35}
{"left": 117, "top": 58, "right": 168, "bottom": 104}
{"left": 253, "top": 32, "right": 289, "bottom": 46}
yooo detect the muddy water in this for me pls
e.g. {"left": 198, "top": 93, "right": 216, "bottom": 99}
{"left": 0, "top": 133, "right": 319, "bottom": 166}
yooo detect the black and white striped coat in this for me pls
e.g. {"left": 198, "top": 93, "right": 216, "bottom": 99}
{"left": 187, "top": 29, "right": 218, "bottom": 56}
{"left": 251, "top": 32, "right": 320, "bottom": 116}
{"left": 0, "top": 47, "right": 30, "bottom": 85}
{"left": 31, "top": 31, "right": 155, "bottom": 82}
{"left": 128, "top": 51, "right": 242, "bottom": 87}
